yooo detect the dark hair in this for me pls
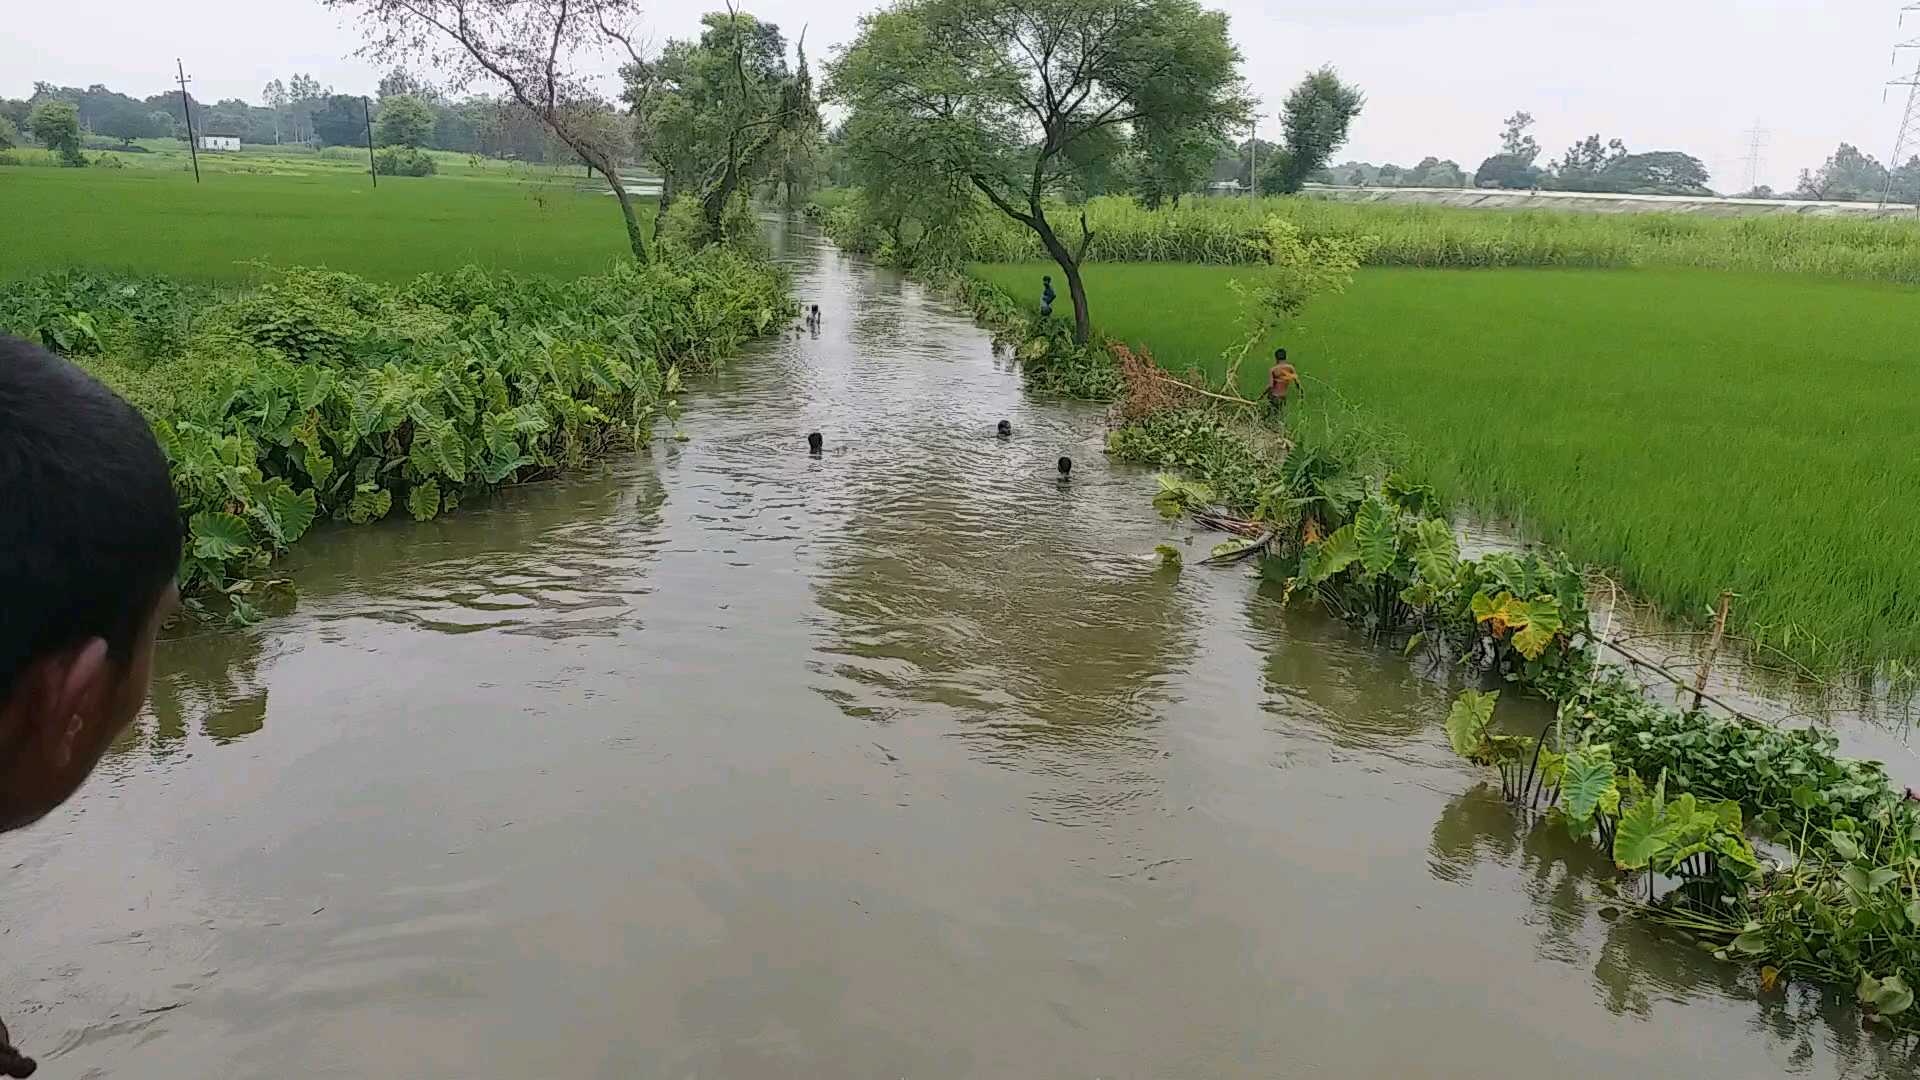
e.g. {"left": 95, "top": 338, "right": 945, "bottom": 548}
{"left": 0, "top": 336, "right": 180, "bottom": 698}
{"left": 1057, "top": 455, "right": 1072, "bottom": 475}
{"left": 1042, "top": 275, "right": 1051, "bottom": 282}
{"left": 807, "top": 431, "right": 823, "bottom": 451}
{"left": 1274, "top": 347, "right": 1288, "bottom": 362}
{"left": 996, "top": 419, "right": 1011, "bottom": 435}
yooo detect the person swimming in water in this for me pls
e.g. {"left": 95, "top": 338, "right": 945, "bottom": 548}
{"left": 807, "top": 431, "right": 823, "bottom": 454}
{"left": 996, "top": 420, "right": 1012, "bottom": 438}
{"left": 1057, "top": 455, "right": 1072, "bottom": 479}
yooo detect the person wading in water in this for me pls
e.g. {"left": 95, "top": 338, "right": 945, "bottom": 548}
{"left": 1264, "top": 348, "right": 1303, "bottom": 415}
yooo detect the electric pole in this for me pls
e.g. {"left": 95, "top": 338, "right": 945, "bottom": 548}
{"left": 176, "top": 59, "right": 200, "bottom": 183}
{"left": 364, "top": 96, "right": 378, "bottom": 188}
{"left": 1248, "top": 119, "right": 1257, "bottom": 197}
{"left": 1882, "top": 4, "right": 1920, "bottom": 208}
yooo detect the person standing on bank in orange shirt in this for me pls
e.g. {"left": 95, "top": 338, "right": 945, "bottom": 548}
{"left": 1264, "top": 347, "right": 1303, "bottom": 415}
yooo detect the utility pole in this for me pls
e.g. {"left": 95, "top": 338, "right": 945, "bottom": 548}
{"left": 363, "top": 96, "right": 378, "bottom": 188}
{"left": 1882, "top": 4, "right": 1920, "bottom": 209}
{"left": 176, "top": 59, "right": 200, "bottom": 184}
{"left": 1248, "top": 119, "right": 1257, "bottom": 198}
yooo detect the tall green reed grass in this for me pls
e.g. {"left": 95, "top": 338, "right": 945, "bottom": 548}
{"left": 947, "top": 195, "right": 1920, "bottom": 282}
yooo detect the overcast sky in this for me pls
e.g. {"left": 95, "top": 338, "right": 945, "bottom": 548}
{"left": 3, "top": 0, "right": 1911, "bottom": 191}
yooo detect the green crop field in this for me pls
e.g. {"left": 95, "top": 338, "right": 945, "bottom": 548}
{"left": 0, "top": 158, "right": 650, "bottom": 283}
{"left": 973, "top": 261, "right": 1920, "bottom": 670}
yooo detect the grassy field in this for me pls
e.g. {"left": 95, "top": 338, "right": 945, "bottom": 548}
{"left": 0, "top": 149, "right": 650, "bottom": 283}
{"left": 973, "top": 261, "right": 1920, "bottom": 670}
{"left": 822, "top": 192, "right": 1920, "bottom": 281}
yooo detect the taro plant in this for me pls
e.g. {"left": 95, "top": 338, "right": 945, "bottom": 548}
{"left": 4, "top": 249, "right": 792, "bottom": 614}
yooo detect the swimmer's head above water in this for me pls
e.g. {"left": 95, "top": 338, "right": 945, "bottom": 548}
{"left": 1057, "top": 455, "right": 1072, "bottom": 478}
{"left": 807, "top": 431, "right": 823, "bottom": 454}
{"left": 997, "top": 420, "right": 1012, "bottom": 437}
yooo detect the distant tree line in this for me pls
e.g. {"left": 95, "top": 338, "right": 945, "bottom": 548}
{"left": 1788, "top": 142, "right": 1920, "bottom": 204}
{"left": 0, "top": 71, "right": 620, "bottom": 164}
{"left": 1465, "top": 111, "right": 1714, "bottom": 196}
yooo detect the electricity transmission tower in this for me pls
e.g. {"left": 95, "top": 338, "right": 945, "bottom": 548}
{"left": 1738, "top": 123, "right": 1768, "bottom": 194}
{"left": 1881, "top": 4, "right": 1920, "bottom": 208}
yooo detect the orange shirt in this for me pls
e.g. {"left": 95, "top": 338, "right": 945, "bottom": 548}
{"left": 1267, "top": 362, "right": 1299, "bottom": 399}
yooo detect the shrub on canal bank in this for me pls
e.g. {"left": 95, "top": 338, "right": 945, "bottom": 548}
{"left": 1, "top": 251, "right": 790, "bottom": 617}
{"left": 1107, "top": 396, "right": 1920, "bottom": 1028}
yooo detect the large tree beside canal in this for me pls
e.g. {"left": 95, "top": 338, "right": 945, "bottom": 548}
{"left": 324, "top": 0, "right": 653, "bottom": 263}
{"left": 827, "top": 0, "right": 1249, "bottom": 344}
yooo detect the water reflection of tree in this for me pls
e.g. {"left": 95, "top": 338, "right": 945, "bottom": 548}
{"left": 1241, "top": 583, "right": 1457, "bottom": 748}
{"left": 1429, "top": 785, "right": 1905, "bottom": 1075}
{"left": 124, "top": 622, "right": 274, "bottom": 759}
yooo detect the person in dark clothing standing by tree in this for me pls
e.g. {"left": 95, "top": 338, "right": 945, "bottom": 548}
{"left": 0, "top": 336, "right": 185, "bottom": 1077}
{"left": 1040, "top": 275, "right": 1056, "bottom": 317}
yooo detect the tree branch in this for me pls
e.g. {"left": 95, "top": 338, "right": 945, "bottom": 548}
{"left": 971, "top": 174, "right": 1035, "bottom": 227}
{"left": 545, "top": 0, "right": 569, "bottom": 113}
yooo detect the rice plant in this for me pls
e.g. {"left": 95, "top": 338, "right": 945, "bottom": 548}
{"left": 971, "top": 260, "right": 1920, "bottom": 674}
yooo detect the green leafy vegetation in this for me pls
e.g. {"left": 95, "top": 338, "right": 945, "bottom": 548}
{"left": 373, "top": 146, "right": 438, "bottom": 176}
{"left": 973, "top": 260, "right": 1920, "bottom": 674}
{"left": 1106, "top": 380, "right": 1920, "bottom": 1023}
{"left": 2, "top": 251, "right": 788, "bottom": 609}
{"left": 0, "top": 164, "right": 651, "bottom": 284}
{"left": 1445, "top": 663, "right": 1920, "bottom": 1024}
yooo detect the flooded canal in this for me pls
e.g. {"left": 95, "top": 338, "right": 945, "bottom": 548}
{"left": 4, "top": 223, "right": 1914, "bottom": 1077}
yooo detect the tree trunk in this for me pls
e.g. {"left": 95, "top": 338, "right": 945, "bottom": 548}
{"left": 654, "top": 173, "right": 675, "bottom": 238}
{"left": 604, "top": 170, "right": 650, "bottom": 264}
{"left": 1029, "top": 207, "right": 1091, "bottom": 344}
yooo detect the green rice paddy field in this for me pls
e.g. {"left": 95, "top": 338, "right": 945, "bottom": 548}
{"left": 0, "top": 162, "right": 647, "bottom": 283}
{"left": 972, "top": 261, "right": 1920, "bottom": 671}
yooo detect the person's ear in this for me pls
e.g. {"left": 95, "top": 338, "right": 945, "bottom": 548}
{"left": 36, "top": 638, "right": 111, "bottom": 768}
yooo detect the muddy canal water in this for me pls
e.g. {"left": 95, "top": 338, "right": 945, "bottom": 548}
{"left": 2, "top": 223, "right": 1906, "bottom": 1077}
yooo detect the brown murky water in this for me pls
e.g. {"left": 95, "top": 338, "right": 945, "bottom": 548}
{"left": 5, "top": 222, "right": 1915, "bottom": 1077}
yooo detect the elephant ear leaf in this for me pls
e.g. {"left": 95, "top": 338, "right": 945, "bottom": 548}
{"left": 1613, "top": 773, "right": 1670, "bottom": 871}
{"left": 190, "top": 512, "right": 254, "bottom": 560}
{"left": 1510, "top": 596, "right": 1564, "bottom": 660}
{"left": 1411, "top": 517, "right": 1459, "bottom": 587}
{"left": 1559, "top": 745, "right": 1618, "bottom": 836}
{"left": 1353, "top": 497, "right": 1396, "bottom": 577}
{"left": 248, "top": 480, "right": 317, "bottom": 548}
{"left": 1305, "top": 524, "right": 1359, "bottom": 585}
{"left": 408, "top": 479, "right": 442, "bottom": 522}
{"left": 1445, "top": 689, "right": 1499, "bottom": 760}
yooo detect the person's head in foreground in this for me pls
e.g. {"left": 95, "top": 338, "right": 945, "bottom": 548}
{"left": 0, "top": 335, "right": 180, "bottom": 836}
{"left": 1273, "top": 347, "right": 1287, "bottom": 364}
